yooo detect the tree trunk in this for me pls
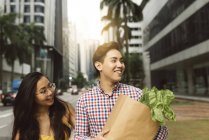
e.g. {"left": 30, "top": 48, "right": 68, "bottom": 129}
{"left": 0, "top": 27, "right": 3, "bottom": 89}
{"left": 123, "top": 4, "right": 129, "bottom": 83}
{"left": 124, "top": 20, "right": 129, "bottom": 84}
{"left": 0, "top": 55, "right": 3, "bottom": 89}
{"left": 31, "top": 48, "right": 35, "bottom": 72}
{"left": 11, "top": 61, "right": 14, "bottom": 89}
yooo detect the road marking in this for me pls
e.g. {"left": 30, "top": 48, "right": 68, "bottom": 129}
{"left": 0, "top": 124, "right": 8, "bottom": 129}
{"left": 0, "top": 112, "right": 13, "bottom": 119}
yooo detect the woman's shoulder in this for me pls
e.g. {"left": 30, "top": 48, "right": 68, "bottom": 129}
{"left": 65, "top": 103, "right": 75, "bottom": 114}
{"left": 14, "top": 131, "right": 20, "bottom": 140}
{"left": 62, "top": 102, "right": 75, "bottom": 128}
{"left": 58, "top": 100, "right": 75, "bottom": 115}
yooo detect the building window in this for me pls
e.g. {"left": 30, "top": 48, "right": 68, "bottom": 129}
{"left": 24, "top": 5, "right": 30, "bottom": 13}
{"left": 129, "top": 44, "right": 141, "bottom": 47}
{"left": 25, "top": 0, "right": 30, "bottom": 2}
{"left": 35, "top": 5, "right": 44, "bottom": 13}
{"left": 131, "top": 27, "right": 141, "bottom": 31}
{"left": 35, "top": 0, "right": 45, "bottom": 2}
{"left": 10, "top": 0, "right": 15, "bottom": 2}
{"left": 10, "top": 5, "right": 16, "bottom": 13}
{"left": 23, "top": 16, "right": 30, "bottom": 23}
{"left": 145, "top": 0, "right": 194, "bottom": 43}
{"left": 131, "top": 35, "right": 142, "bottom": 39}
{"left": 148, "top": 2, "right": 209, "bottom": 64}
{"left": 34, "top": 16, "right": 44, "bottom": 23}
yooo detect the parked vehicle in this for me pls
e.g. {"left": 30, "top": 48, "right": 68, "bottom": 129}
{"left": 56, "top": 89, "right": 63, "bottom": 95}
{"left": 71, "top": 85, "right": 78, "bottom": 95}
{"left": 72, "top": 88, "right": 78, "bottom": 95}
{"left": 1, "top": 91, "right": 17, "bottom": 106}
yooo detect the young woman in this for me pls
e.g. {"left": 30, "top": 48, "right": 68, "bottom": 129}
{"left": 12, "top": 72, "right": 75, "bottom": 140}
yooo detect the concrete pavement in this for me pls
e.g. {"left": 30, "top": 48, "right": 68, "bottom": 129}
{"left": 175, "top": 94, "right": 209, "bottom": 103}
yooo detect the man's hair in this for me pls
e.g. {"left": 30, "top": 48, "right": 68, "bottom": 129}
{"left": 92, "top": 41, "right": 122, "bottom": 75}
{"left": 93, "top": 41, "right": 122, "bottom": 64}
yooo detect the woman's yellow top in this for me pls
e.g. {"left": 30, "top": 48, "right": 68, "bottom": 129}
{"left": 39, "top": 104, "right": 75, "bottom": 140}
{"left": 40, "top": 135, "right": 54, "bottom": 140}
{"left": 40, "top": 133, "right": 73, "bottom": 140}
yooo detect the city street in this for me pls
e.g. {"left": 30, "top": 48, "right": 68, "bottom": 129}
{"left": 58, "top": 92, "right": 81, "bottom": 108}
{"left": 0, "top": 106, "right": 13, "bottom": 140}
{"left": 0, "top": 92, "right": 80, "bottom": 140}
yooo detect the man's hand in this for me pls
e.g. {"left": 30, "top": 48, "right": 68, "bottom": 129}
{"left": 92, "top": 130, "right": 109, "bottom": 140}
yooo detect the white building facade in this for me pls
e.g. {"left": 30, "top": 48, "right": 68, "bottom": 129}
{"left": 143, "top": 0, "right": 209, "bottom": 96}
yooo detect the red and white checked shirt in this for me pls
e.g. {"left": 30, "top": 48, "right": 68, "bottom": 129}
{"left": 74, "top": 82, "right": 168, "bottom": 140}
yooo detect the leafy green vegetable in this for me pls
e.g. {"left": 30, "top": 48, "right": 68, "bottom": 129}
{"left": 140, "top": 87, "right": 176, "bottom": 125}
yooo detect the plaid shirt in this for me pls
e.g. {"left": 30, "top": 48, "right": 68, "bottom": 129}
{"left": 74, "top": 82, "right": 168, "bottom": 140}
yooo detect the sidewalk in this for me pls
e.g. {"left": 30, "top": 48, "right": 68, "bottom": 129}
{"left": 175, "top": 94, "right": 209, "bottom": 103}
{"left": 173, "top": 94, "right": 209, "bottom": 121}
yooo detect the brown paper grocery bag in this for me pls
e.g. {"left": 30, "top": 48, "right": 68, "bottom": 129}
{"left": 103, "top": 94, "right": 159, "bottom": 140}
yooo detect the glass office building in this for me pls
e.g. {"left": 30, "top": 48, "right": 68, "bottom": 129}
{"left": 143, "top": 0, "right": 209, "bottom": 96}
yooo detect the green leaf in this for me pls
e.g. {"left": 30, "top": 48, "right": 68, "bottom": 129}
{"left": 139, "top": 87, "right": 176, "bottom": 125}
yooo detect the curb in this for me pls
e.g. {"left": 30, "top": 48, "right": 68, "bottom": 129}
{"left": 175, "top": 95, "right": 209, "bottom": 103}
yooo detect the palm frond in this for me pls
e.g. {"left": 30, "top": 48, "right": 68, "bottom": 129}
{"left": 140, "top": 0, "right": 150, "bottom": 10}
{"left": 131, "top": 3, "right": 143, "bottom": 22}
{"left": 101, "top": 16, "right": 111, "bottom": 21}
{"left": 101, "top": 22, "right": 115, "bottom": 33}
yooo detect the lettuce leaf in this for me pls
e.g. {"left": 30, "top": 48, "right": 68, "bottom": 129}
{"left": 140, "top": 87, "right": 176, "bottom": 125}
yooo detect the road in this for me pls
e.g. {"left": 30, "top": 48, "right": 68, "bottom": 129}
{"left": 0, "top": 92, "right": 80, "bottom": 139}
{"left": 58, "top": 92, "right": 81, "bottom": 108}
{"left": 0, "top": 106, "right": 13, "bottom": 140}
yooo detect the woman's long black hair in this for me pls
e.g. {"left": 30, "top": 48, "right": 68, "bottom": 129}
{"left": 12, "top": 72, "right": 74, "bottom": 140}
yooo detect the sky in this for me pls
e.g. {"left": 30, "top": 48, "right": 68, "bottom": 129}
{"left": 67, "top": 0, "right": 143, "bottom": 41}
{"left": 67, "top": 0, "right": 102, "bottom": 40}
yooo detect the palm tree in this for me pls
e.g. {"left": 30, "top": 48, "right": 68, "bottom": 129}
{"left": 0, "top": 13, "right": 17, "bottom": 89}
{"left": 0, "top": 13, "right": 45, "bottom": 88}
{"left": 4, "top": 23, "right": 31, "bottom": 83}
{"left": 21, "top": 23, "right": 46, "bottom": 71}
{"left": 129, "top": 53, "right": 144, "bottom": 87}
{"left": 100, "top": 0, "right": 149, "bottom": 83}
{"left": 30, "top": 25, "right": 46, "bottom": 72}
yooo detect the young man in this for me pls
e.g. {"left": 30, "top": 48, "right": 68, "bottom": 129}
{"left": 74, "top": 42, "right": 168, "bottom": 140}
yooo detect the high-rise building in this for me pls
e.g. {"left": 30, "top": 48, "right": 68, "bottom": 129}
{"left": 143, "top": 0, "right": 209, "bottom": 96}
{"left": 68, "top": 22, "right": 78, "bottom": 79}
{"left": 2, "top": 0, "right": 67, "bottom": 90}
{"left": 128, "top": 22, "right": 143, "bottom": 54}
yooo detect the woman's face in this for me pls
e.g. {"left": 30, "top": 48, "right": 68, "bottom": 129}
{"left": 35, "top": 76, "right": 55, "bottom": 107}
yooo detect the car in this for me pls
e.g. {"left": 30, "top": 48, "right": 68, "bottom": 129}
{"left": 56, "top": 89, "right": 63, "bottom": 95}
{"left": 72, "top": 88, "right": 78, "bottom": 95}
{"left": 71, "top": 85, "right": 78, "bottom": 95}
{"left": 1, "top": 91, "right": 17, "bottom": 106}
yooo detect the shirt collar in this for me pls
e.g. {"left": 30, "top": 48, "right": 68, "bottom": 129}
{"left": 96, "top": 81, "right": 120, "bottom": 95}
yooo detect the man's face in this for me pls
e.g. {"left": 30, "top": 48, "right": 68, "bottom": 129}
{"left": 97, "top": 49, "right": 125, "bottom": 83}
